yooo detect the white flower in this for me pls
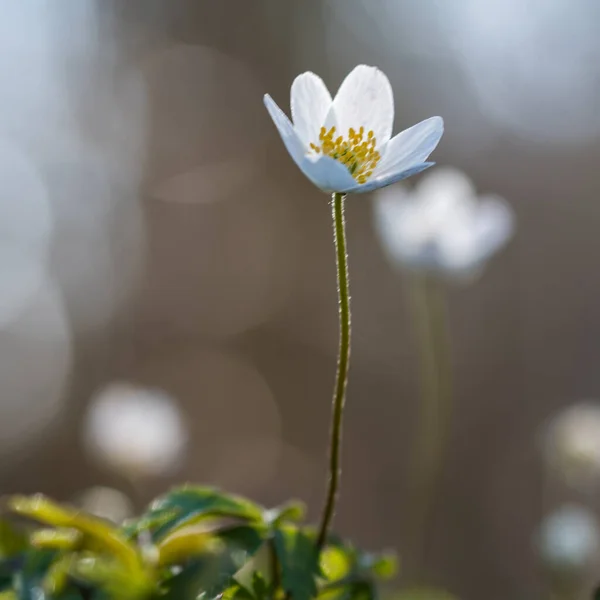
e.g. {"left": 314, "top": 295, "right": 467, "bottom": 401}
{"left": 263, "top": 65, "right": 443, "bottom": 193}
{"left": 543, "top": 402, "right": 600, "bottom": 491}
{"left": 537, "top": 505, "right": 600, "bottom": 574}
{"left": 83, "top": 382, "right": 188, "bottom": 479}
{"left": 374, "top": 167, "right": 514, "bottom": 278}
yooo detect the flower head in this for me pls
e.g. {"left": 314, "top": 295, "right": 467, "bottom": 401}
{"left": 264, "top": 65, "right": 443, "bottom": 193}
{"left": 83, "top": 382, "right": 188, "bottom": 480}
{"left": 537, "top": 505, "right": 600, "bottom": 576}
{"left": 542, "top": 401, "right": 600, "bottom": 491}
{"left": 374, "top": 167, "right": 514, "bottom": 278}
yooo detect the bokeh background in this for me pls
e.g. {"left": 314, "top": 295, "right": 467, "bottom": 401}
{"left": 2, "top": 1, "right": 600, "bottom": 599}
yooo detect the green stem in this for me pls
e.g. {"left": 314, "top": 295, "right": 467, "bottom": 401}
{"left": 408, "top": 274, "right": 452, "bottom": 574}
{"left": 316, "top": 192, "right": 351, "bottom": 551}
{"left": 268, "top": 537, "right": 281, "bottom": 596}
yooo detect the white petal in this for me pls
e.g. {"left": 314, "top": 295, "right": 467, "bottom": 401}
{"left": 327, "top": 65, "right": 394, "bottom": 146}
{"left": 265, "top": 93, "right": 357, "bottom": 193}
{"left": 347, "top": 162, "right": 435, "bottom": 194}
{"left": 290, "top": 72, "right": 332, "bottom": 146}
{"left": 437, "top": 227, "right": 481, "bottom": 273}
{"left": 414, "top": 166, "right": 475, "bottom": 204}
{"left": 375, "top": 117, "right": 444, "bottom": 177}
{"left": 437, "top": 195, "right": 514, "bottom": 273}
{"left": 374, "top": 186, "right": 431, "bottom": 265}
{"left": 298, "top": 154, "right": 358, "bottom": 193}
{"left": 264, "top": 94, "right": 305, "bottom": 164}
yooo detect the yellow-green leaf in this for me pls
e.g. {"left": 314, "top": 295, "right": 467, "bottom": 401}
{"left": 31, "top": 529, "right": 82, "bottom": 552}
{"left": 157, "top": 528, "right": 222, "bottom": 567}
{"left": 10, "top": 495, "right": 142, "bottom": 574}
{"left": 0, "top": 520, "right": 27, "bottom": 558}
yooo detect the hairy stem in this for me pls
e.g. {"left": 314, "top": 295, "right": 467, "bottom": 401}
{"left": 316, "top": 192, "right": 351, "bottom": 551}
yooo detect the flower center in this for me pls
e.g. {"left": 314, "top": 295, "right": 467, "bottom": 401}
{"left": 309, "top": 126, "right": 381, "bottom": 184}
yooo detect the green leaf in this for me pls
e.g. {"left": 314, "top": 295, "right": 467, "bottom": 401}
{"left": 274, "top": 526, "right": 319, "bottom": 600}
{"left": 10, "top": 496, "right": 142, "bottom": 575}
{"left": 251, "top": 571, "right": 270, "bottom": 600}
{"left": 212, "top": 525, "right": 267, "bottom": 593}
{"left": 31, "top": 530, "right": 81, "bottom": 553}
{"left": 264, "top": 501, "right": 306, "bottom": 527}
{"left": 159, "top": 524, "right": 265, "bottom": 600}
{"left": 72, "top": 555, "right": 152, "bottom": 600}
{"left": 222, "top": 583, "right": 255, "bottom": 600}
{"left": 0, "top": 521, "right": 28, "bottom": 559}
{"left": 13, "top": 549, "right": 57, "bottom": 600}
{"left": 132, "top": 486, "right": 264, "bottom": 541}
{"left": 320, "top": 546, "right": 355, "bottom": 583}
{"left": 359, "top": 552, "right": 398, "bottom": 581}
{"left": 0, "top": 558, "right": 22, "bottom": 592}
{"left": 348, "top": 581, "right": 377, "bottom": 600}
{"left": 157, "top": 529, "right": 221, "bottom": 567}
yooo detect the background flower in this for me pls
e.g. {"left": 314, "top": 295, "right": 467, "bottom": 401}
{"left": 536, "top": 505, "right": 600, "bottom": 590}
{"left": 373, "top": 167, "right": 514, "bottom": 279}
{"left": 542, "top": 401, "right": 600, "bottom": 492}
{"left": 83, "top": 382, "right": 188, "bottom": 481}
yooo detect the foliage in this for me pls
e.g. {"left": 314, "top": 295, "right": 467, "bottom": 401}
{"left": 0, "top": 487, "right": 397, "bottom": 600}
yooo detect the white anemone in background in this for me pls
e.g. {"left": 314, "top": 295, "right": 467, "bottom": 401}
{"left": 537, "top": 505, "right": 600, "bottom": 580}
{"left": 264, "top": 65, "right": 443, "bottom": 193}
{"left": 374, "top": 167, "right": 514, "bottom": 278}
{"left": 542, "top": 402, "right": 600, "bottom": 491}
{"left": 84, "top": 382, "right": 188, "bottom": 480}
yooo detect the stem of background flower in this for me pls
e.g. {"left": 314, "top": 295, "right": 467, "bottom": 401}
{"left": 407, "top": 273, "right": 452, "bottom": 575}
{"left": 316, "top": 192, "right": 351, "bottom": 552}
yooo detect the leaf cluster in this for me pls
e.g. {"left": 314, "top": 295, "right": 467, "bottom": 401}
{"left": 0, "top": 487, "right": 396, "bottom": 600}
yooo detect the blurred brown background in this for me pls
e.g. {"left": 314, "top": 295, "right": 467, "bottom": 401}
{"left": 2, "top": 1, "right": 600, "bottom": 599}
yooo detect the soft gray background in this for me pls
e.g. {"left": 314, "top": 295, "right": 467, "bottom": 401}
{"left": 2, "top": 2, "right": 600, "bottom": 599}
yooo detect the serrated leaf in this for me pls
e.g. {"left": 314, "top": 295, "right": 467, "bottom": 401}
{"left": 274, "top": 526, "right": 319, "bottom": 600}
{"left": 134, "top": 487, "right": 264, "bottom": 541}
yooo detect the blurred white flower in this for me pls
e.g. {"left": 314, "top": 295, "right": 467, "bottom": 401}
{"left": 537, "top": 505, "right": 600, "bottom": 576}
{"left": 76, "top": 486, "right": 133, "bottom": 524}
{"left": 84, "top": 382, "right": 188, "bottom": 480}
{"left": 543, "top": 402, "right": 600, "bottom": 491}
{"left": 264, "top": 65, "right": 443, "bottom": 193}
{"left": 374, "top": 167, "right": 514, "bottom": 278}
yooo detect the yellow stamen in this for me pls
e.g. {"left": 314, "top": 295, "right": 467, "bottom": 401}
{"left": 309, "top": 126, "right": 380, "bottom": 183}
